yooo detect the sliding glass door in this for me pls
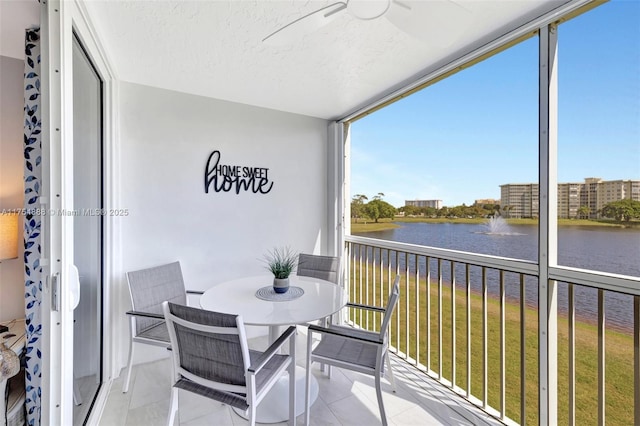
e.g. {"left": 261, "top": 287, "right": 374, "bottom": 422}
{"left": 71, "top": 34, "right": 103, "bottom": 425}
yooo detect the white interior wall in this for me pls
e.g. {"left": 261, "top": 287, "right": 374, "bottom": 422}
{"left": 116, "top": 81, "right": 329, "bottom": 367}
{"left": 0, "top": 55, "right": 25, "bottom": 323}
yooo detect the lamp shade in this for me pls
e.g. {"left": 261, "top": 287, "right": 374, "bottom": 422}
{"left": 0, "top": 214, "right": 19, "bottom": 261}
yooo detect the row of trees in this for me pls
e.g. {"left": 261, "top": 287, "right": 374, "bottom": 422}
{"left": 600, "top": 199, "right": 640, "bottom": 222}
{"left": 400, "top": 203, "right": 500, "bottom": 219}
{"left": 351, "top": 194, "right": 499, "bottom": 222}
{"left": 351, "top": 194, "right": 640, "bottom": 223}
{"left": 351, "top": 193, "right": 396, "bottom": 223}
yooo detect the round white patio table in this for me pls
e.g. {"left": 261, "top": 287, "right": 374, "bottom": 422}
{"left": 200, "top": 274, "right": 347, "bottom": 423}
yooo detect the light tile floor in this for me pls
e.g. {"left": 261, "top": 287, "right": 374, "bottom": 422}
{"left": 73, "top": 374, "right": 100, "bottom": 425}
{"left": 99, "top": 330, "right": 502, "bottom": 426}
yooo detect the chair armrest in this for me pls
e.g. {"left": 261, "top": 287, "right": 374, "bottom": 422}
{"left": 308, "top": 324, "right": 383, "bottom": 345}
{"left": 125, "top": 310, "right": 164, "bottom": 320}
{"left": 186, "top": 290, "right": 204, "bottom": 295}
{"left": 248, "top": 326, "right": 296, "bottom": 373}
{"left": 346, "top": 302, "right": 386, "bottom": 314}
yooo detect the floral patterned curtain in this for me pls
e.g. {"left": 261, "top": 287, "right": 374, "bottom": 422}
{"left": 24, "top": 27, "right": 42, "bottom": 426}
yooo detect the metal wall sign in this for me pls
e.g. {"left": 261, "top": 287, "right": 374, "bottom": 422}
{"left": 204, "top": 150, "right": 274, "bottom": 194}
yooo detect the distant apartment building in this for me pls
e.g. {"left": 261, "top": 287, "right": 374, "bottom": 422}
{"left": 558, "top": 182, "right": 582, "bottom": 219}
{"left": 474, "top": 198, "right": 499, "bottom": 206}
{"left": 501, "top": 178, "right": 640, "bottom": 219}
{"left": 578, "top": 178, "right": 640, "bottom": 219}
{"left": 500, "top": 184, "right": 539, "bottom": 218}
{"left": 405, "top": 199, "right": 443, "bottom": 209}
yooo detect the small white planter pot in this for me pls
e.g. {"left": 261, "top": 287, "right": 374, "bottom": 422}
{"left": 273, "top": 277, "right": 290, "bottom": 294}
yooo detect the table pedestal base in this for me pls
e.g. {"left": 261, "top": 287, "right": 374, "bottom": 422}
{"left": 233, "top": 365, "right": 318, "bottom": 424}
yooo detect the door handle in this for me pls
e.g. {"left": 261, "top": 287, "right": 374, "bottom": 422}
{"left": 69, "top": 264, "right": 81, "bottom": 310}
{"left": 51, "top": 272, "right": 60, "bottom": 312}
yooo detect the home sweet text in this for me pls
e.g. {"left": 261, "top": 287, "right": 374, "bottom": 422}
{"left": 204, "top": 150, "right": 274, "bottom": 195}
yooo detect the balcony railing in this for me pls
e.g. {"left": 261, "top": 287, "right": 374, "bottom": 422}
{"left": 344, "top": 235, "right": 640, "bottom": 426}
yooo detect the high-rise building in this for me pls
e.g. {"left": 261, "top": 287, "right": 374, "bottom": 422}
{"left": 474, "top": 198, "right": 499, "bottom": 206}
{"left": 405, "top": 199, "right": 443, "bottom": 209}
{"left": 558, "top": 182, "right": 582, "bottom": 218}
{"left": 500, "top": 184, "right": 539, "bottom": 218}
{"left": 501, "top": 178, "right": 640, "bottom": 219}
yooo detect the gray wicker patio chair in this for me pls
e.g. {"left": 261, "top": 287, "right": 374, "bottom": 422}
{"left": 122, "top": 261, "right": 203, "bottom": 393}
{"left": 163, "top": 301, "right": 297, "bottom": 426}
{"left": 305, "top": 275, "right": 400, "bottom": 426}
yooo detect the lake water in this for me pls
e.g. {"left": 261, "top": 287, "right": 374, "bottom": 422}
{"left": 354, "top": 222, "right": 640, "bottom": 332}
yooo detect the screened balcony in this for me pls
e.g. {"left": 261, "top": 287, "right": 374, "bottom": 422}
{"left": 100, "top": 235, "right": 639, "bottom": 425}
{"left": 93, "top": 0, "right": 636, "bottom": 423}
{"left": 4, "top": 0, "right": 636, "bottom": 424}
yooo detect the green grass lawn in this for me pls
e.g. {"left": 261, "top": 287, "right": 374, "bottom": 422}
{"left": 347, "top": 269, "right": 635, "bottom": 425}
{"left": 351, "top": 220, "right": 401, "bottom": 233}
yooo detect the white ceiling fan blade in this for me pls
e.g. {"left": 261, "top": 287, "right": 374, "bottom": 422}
{"left": 263, "top": 2, "right": 348, "bottom": 45}
{"left": 347, "top": 0, "right": 391, "bottom": 20}
{"left": 386, "top": 0, "right": 472, "bottom": 46}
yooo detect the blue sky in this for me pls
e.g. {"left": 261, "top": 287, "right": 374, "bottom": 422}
{"left": 350, "top": 0, "right": 640, "bottom": 208}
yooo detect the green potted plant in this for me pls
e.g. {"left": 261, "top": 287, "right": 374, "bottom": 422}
{"left": 263, "top": 247, "right": 298, "bottom": 293}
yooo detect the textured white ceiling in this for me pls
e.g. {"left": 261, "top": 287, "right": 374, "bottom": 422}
{"left": 4, "top": 1, "right": 571, "bottom": 120}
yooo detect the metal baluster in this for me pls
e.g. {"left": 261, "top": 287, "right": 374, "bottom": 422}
{"left": 372, "top": 247, "right": 377, "bottom": 331}
{"left": 598, "top": 289, "right": 605, "bottom": 425}
{"left": 521, "top": 274, "right": 527, "bottom": 426}
{"left": 500, "top": 270, "right": 506, "bottom": 420}
{"left": 634, "top": 296, "right": 640, "bottom": 425}
{"left": 466, "top": 264, "right": 471, "bottom": 399}
{"left": 427, "top": 256, "right": 432, "bottom": 372}
{"left": 568, "top": 283, "right": 575, "bottom": 426}
{"left": 387, "top": 249, "right": 392, "bottom": 340}
{"left": 356, "top": 245, "right": 365, "bottom": 326}
{"left": 396, "top": 251, "right": 400, "bottom": 353}
{"left": 416, "top": 254, "right": 420, "bottom": 367}
{"left": 482, "top": 267, "right": 488, "bottom": 409}
{"left": 451, "top": 260, "right": 456, "bottom": 389}
{"left": 352, "top": 243, "right": 357, "bottom": 325}
{"left": 406, "top": 251, "right": 410, "bottom": 357}
{"left": 366, "top": 245, "right": 370, "bottom": 330}
{"left": 438, "top": 258, "right": 443, "bottom": 380}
